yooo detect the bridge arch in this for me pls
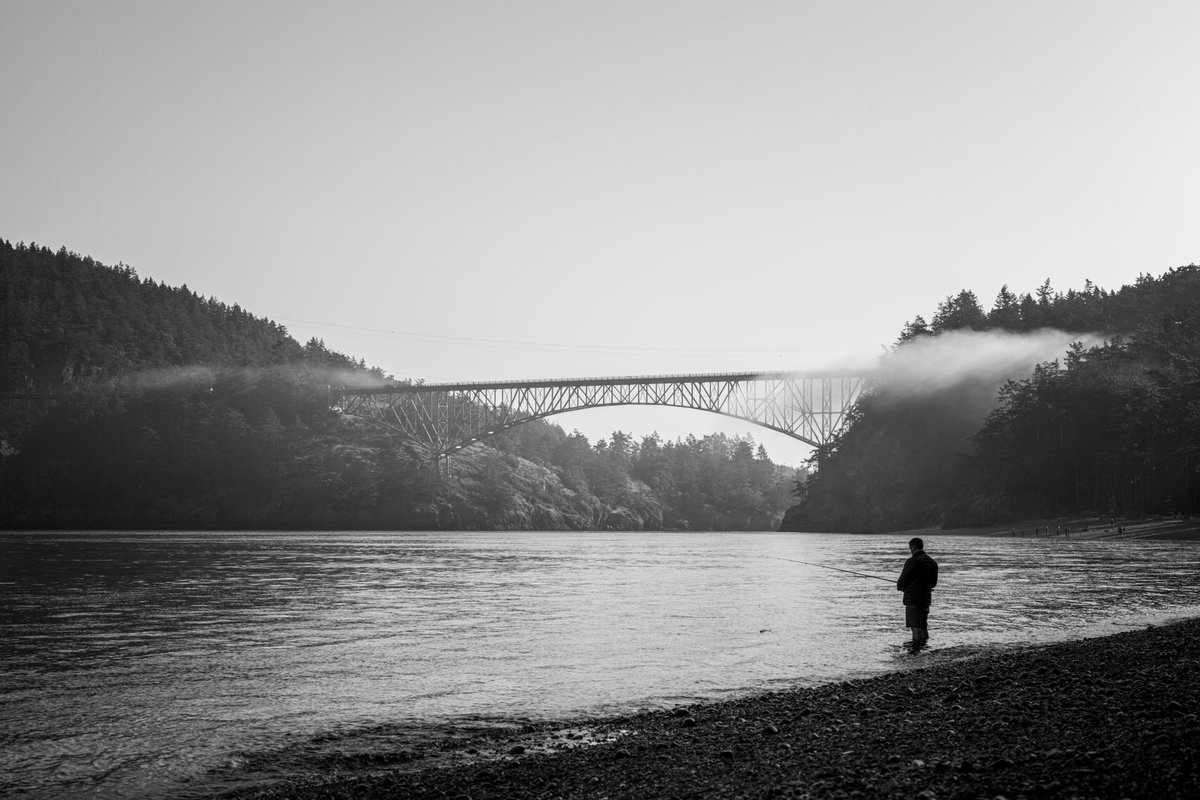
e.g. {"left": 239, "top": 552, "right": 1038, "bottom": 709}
{"left": 332, "top": 371, "right": 869, "bottom": 457}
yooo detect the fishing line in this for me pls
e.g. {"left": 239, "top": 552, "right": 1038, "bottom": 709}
{"left": 766, "top": 556, "right": 893, "bottom": 583}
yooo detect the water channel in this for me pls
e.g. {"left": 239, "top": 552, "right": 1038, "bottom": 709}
{"left": 3, "top": 531, "right": 1198, "bottom": 799}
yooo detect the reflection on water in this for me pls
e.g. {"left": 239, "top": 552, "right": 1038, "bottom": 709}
{"left": 2, "top": 531, "right": 1199, "bottom": 799}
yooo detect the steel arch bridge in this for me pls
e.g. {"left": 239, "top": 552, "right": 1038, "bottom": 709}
{"left": 332, "top": 371, "right": 869, "bottom": 457}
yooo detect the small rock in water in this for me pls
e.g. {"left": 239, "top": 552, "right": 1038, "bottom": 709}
{"left": 508, "top": 745, "right": 526, "bottom": 755}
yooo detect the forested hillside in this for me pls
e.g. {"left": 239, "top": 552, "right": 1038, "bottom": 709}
{"left": 0, "top": 239, "right": 799, "bottom": 530}
{"left": 16, "top": 238, "right": 1191, "bottom": 535}
{"left": 782, "top": 267, "right": 1200, "bottom": 531}
{"left": 0, "top": 240, "right": 374, "bottom": 389}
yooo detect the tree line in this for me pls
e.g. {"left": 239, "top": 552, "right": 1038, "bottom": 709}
{"left": 0, "top": 239, "right": 800, "bottom": 530}
{"left": 11, "top": 237, "right": 1193, "bottom": 533}
{"left": 1, "top": 368, "right": 800, "bottom": 530}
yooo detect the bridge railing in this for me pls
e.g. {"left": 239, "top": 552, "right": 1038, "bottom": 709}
{"left": 334, "top": 369, "right": 871, "bottom": 395}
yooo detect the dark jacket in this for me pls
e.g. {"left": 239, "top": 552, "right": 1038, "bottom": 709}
{"left": 897, "top": 550, "right": 938, "bottom": 607}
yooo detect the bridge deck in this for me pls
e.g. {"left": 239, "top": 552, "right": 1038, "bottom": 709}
{"left": 338, "top": 369, "right": 869, "bottom": 395}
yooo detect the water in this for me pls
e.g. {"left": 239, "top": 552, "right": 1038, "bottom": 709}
{"left": 2, "top": 531, "right": 1199, "bottom": 799}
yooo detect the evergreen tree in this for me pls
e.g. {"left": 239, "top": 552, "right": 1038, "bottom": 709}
{"left": 931, "top": 290, "right": 987, "bottom": 332}
{"left": 988, "top": 284, "right": 1021, "bottom": 330}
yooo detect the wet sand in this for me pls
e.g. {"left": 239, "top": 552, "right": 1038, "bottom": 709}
{"left": 230, "top": 617, "right": 1200, "bottom": 800}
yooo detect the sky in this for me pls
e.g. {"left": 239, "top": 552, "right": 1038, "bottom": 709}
{"left": 3, "top": 1, "right": 1199, "bottom": 466}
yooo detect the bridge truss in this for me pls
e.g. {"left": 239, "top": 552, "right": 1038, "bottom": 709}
{"left": 332, "top": 371, "right": 869, "bottom": 457}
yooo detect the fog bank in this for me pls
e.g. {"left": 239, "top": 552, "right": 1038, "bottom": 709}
{"left": 877, "top": 328, "right": 1108, "bottom": 398}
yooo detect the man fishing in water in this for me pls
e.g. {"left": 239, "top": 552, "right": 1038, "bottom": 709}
{"left": 897, "top": 537, "right": 938, "bottom": 647}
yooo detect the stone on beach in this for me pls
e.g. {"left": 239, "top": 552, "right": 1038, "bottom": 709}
{"left": 231, "top": 619, "right": 1200, "bottom": 800}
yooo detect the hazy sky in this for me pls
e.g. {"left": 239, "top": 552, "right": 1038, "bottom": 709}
{"left": 3, "top": 1, "right": 1198, "bottom": 465}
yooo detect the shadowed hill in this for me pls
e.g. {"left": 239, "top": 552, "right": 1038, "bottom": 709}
{"left": 783, "top": 266, "right": 1200, "bottom": 532}
{"left": 0, "top": 237, "right": 800, "bottom": 531}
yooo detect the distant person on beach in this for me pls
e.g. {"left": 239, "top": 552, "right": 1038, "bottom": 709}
{"left": 897, "top": 537, "right": 938, "bottom": 647}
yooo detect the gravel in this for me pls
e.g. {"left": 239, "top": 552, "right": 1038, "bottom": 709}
{"left": 227, "top": 618, "right": 1200, "bottom": 800}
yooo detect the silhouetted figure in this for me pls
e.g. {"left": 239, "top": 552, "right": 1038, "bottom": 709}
{"left": 897, "top": 537, "right": 938, "bottom": 647}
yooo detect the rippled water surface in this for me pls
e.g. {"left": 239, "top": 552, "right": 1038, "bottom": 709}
{"left": 3, "top": 531, "right": 1199, "bottom": 799}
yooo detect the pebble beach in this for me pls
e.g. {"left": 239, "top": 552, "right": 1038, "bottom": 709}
{"left": 229, "top": 617, "right": 1200, "bottom": 800}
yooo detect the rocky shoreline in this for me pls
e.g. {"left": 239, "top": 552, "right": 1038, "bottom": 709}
{"left": 229, "top": 619, "right": 1200, "bottom": 800}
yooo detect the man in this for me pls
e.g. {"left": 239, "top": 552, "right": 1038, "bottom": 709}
{"left": 897, "top": 537, "right": 938, "bottom": 646}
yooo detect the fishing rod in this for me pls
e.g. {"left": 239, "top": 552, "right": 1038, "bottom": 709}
{"left": 766, "top": 556, "right": 894, "bottom": 583}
